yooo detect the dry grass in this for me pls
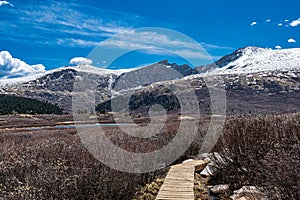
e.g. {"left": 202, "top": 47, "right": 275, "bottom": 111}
{"left": 0, "top": 128, "right": 169, "bottom": 199}
{"left": 0, "top": 113, "right": 209, "bottom": 199}
{"left": 194, "top": 173, "right": 211, "bottom": 200}
{"left": 0, "top": 113, "right": 299, "bottom": 199}
{"left": 210, "top": 113, "right": 300, "bottom": 199}
{"left": 133, "top": 178, "right": 164, "bottom": 200}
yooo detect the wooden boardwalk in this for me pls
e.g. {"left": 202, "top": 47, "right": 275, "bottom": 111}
{"left": 156, "top": 160, "right": 209, "bottom": 200}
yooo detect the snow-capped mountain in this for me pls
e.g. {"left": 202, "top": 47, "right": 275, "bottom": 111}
{"left": 0, "top": 65, "right": 130, "bottom": 87}
{"left": 97, "top": 46, "right": 300, "bottom": 116}
{"left": 197, "top": 46, "right": 300, "bottom": 74}
{"left": 0, "top": 61, "right": 196, "bottom": 112}
{"left": 99, "top": 65, "right": 300, "bottom": 116}
{"left": 0, "top": 65, "right": 126, "bottom": 112}
{"left": 1, "top": 46, "right": 300, "bottom": 114}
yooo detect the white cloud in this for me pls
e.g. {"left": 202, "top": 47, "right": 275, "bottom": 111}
{"left": 250, "top": 21, "right": 257, "bottom": 26}
{"left": 57, "top": 38, "right": 100, "bottom": 47}
{"left": 0, "top": 1, "right": 13, "bottom": 7}
{"left": 100, "top": 30, "right": 229, "bottom": 50}
{"left": 19, "top": 2, "right": 134, "bottom": 38}
{"left": 200, "top": 43, "right": 234, "bottom": 50}
{"left": 0, "top": 51, "right": 45, "bottom": 79}
{"left": 290, "top": 18, "right": 300, "bottom": 27}
{"left": 278, "top": 23, "right": 283, "bottom": 26}
{"left": 60, "top": 30, "right": 231, "bottom": 49}
{"left": 275, "top": 45, "right": 282, "bottom": 49}
{"left": 284, "top": 19, "right": 289, "bottom": 22}
{"left": 70, "top": 57, "right": 93, "bottom": 65}
{"left": 98, "top": 31, "right": 222, "bottom": 60}
{"left": 288, "top": 38, "right": 296, "bottom": 43}
{"left": 0, "top": 1, "right": 138, "bottom": 47}
{"left": 265, "top": 19, "right": 271, "bottom": 23}
{"left": 59, "top": 30, "right": 232, "bottom": 62}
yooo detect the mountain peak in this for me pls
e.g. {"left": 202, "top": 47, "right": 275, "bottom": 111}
{"left": 157, "top": 59, "right": 169, "bottom": 65}
{"left": 197, "top": 46, "right": 300, "bottom": 75}
{"left": 235, "top": 46, "right": 270, "bottom": 56}
{"left": 238, "top": 46, "right": 268, "bottom": 51}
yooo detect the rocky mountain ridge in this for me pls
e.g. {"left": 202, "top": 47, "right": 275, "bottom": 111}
{"left": 197, "top": 46, "right": 300, "bottom": 74}
{"left": 1, "top": 46, "right": 299, "bottom": 114}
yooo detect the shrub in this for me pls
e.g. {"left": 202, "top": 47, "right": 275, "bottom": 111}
{"left": 210, "top": 113, "right": 300, "bottom": 199}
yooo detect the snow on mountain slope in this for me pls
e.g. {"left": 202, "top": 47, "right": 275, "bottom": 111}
{"left": 199, "top": 46, "right": 300, "bottom": 75}
{"left": 0, "top": 65, "right": 134, "bottom": 87}
{"left": 0, "top": 61, "right": 197, "bottom": 112}
{"left": 2, "top": 46, "right": 299, "bottom": 88}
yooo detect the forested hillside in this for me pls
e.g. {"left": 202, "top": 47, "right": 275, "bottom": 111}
{"left": 0, "top": 95, "right": 63, "bottom": 115}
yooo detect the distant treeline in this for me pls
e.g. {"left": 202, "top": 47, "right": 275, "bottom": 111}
{"left": 0, "top": 95, "right": 63, "bottom": 115}
{"left": 96, "top": 91, "right": 181, "bottom": 114}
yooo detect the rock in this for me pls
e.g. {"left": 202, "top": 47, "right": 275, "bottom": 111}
{"left": 182, "top": 159, "right": 194, "bottom": 164}
{"left": 158, "top": 59, "right": 169, "bottom": 65}
{"left": 230, "top": 186, "right": 267, "bottom": 200}
{"left": 209, "top": 184, "right": 230, "bottom": 195}
{"left": 200, "top": 165, "right": 215, "bottom": 177}
{"left": 197, "top": 152, "right": 224, "bottom": 177}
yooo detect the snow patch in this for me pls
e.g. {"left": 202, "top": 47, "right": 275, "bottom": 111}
{"left": 207, "top": 47, "right": 300, "bottom": 75}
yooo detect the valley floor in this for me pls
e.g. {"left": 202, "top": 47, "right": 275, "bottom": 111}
{"left": 0, "top": 113, "right": 299, "bottom": 199}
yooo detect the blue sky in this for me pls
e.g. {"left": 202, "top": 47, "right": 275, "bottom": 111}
{"left": 0, "top": 0, "right": 299, "bottom": 77}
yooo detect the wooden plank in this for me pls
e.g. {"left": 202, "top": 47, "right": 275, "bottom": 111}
{"left": 155, "top": 159, "right": 209, "bottom": 200}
